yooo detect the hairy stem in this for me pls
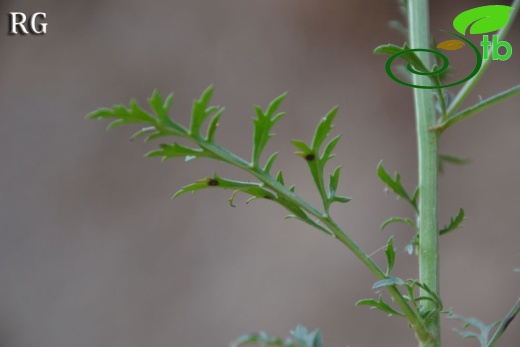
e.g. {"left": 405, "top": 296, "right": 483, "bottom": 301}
{"left": 408, "top": 1, "right": 440, "bottom": 346}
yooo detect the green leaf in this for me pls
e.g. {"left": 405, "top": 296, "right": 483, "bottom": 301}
{"left": 453, "top": 5, "right": 514, "bottom": 35}
{"left": 372, "top": 276, "right": 405, "bottom": 290}
{"left": 173, "top": 173, "right": 273, "bottom": 199}
{"left": 293, "top": 108, "right": 345, "bottom": 213}
{"left": 327, "top": 166, "right": 351, "bottom": 205}
{"left": 252, "top": 93, "right": 287, "bottom": 167}
{"left": 381, "top": 217, "right": 416, "bottom": 231}
{"left": 397, "top": 0, "right": 408, "bottom": 18}
{"left": 147, "top": 91, "right": 188, "bottom": 136}
{"left": 374, "top": 43, "right": 429, "bottom": 73}
{"left": 230, "top": 332, "right": 298, "bottom": 347}
{"left": 276, "top": 170, "right": 285, "bottom": 185}
{"left": 385, "top": 236, "right": 396, "bottom": 276}
{"left": 230, "top": 326, "right": 323, "bottom": 347}
{"left": 291, "top": 139, "right": 312, "bottom": 155}
{"left": 438, "top": 154, "right": 470, "bottom": 173}
{"left": 411, "top": 187, "right": 420, "bottom": 208}
{"left": 388, "top": 19, "right": 408, "bottom": 38}
{"left": 449, "top": 313, "right": 501, "bottom": 347}
{"left": 439, "top": 208, "right": 465, "bottom": 236}
{"left": 377, "top": 161, "right": 415, "bottom": 209}
{"left": 321, "top": 135, "right": 341, "bottom": 164}
{"left": 130, "top": 126, "right": 156, "bottom": 141}
{"left": 145, "top": 143, "right": 217, "bottom": 162}
{"left": 263, "top": 152, "right": 279, "bottom": 174}
{"left": 328, "top": 166, "right": 341, "bottom": 196}
{"left": 148, "top": 90, "right": 175, "bottom": 127}
{"left": 86, "top": 91, "right": 188, "bottom": 137}
{"left": 311, "top": 107, "right": 337, "bottom": 152}
{"left": 403, "top": 281, "right": 418, "bottom": 308}
{"left": 87, "top": 102, "right": 154, "bottom": 129}
{"left": 206, "top": 108, "right": 224, "bottom": 142}
{"left": 402, "top": 279, "right": 444, "bottom": 320}
{"left": 190, "top": 85, "right": 220, "bottom": 137}
{"left": 291, "top": 325, "right": 323, "bottom": 347}
{"left": 331, "top": 196, "right": 352, "bottom": 204}
{"left": 356, "top": 294, "right": 405, "bottom": 317}
{"left": 413, "top": 281, "right": 443, "bottom": 311}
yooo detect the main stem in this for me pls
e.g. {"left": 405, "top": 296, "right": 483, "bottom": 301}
{"left": 408, "top": 1, "right": 440, "bottom": 347}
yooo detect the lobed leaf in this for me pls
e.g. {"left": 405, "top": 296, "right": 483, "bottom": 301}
{"left": 206, "top": 108, "right": 224, "bottom": 142}
{"left": 449, "top": 313, "right": 501, "bottom": 347}
{"left": 372, "top": 276, "right": 405, "bottom": 290}
{"left": 230, "top": 332, "right": 298, "bottom": 347}
{"left": 292, "top": 108, "right": 347, "bottom": 212}
{"left": 311, "top": 107, "right": 337, "bottom": 152}
{"left": 252, "top": 93, "right": 287, "bottom": 167}
{"left": 148, "top": 90, "right": 176, "bottom": 128}
{"left": 321, "top": 135, "right": 341, "bottom": 163}
{"left": 87, "top": 102, "right": 155, "bottom": 128}
{"left": 413, "top": 281, "right": 443, "bottom": 311}
{"left": 389, "top": 19, "right": 408, "bottom": 38}
{"left": 356, "top": 294, "right": 405, "bottom": 317}
{"left": 173, "top": 173, "right": 273, "bottom": 199}
{"left": 263, "top": 152, "right": 279, "bottom": 174}
{"left": 439, "top": 208, "right": 465, "bottom": 236}
{"left": 385, "top": 236, "right": 396, "bottom": 276}
{"left": 190, "top": 85, "right": 221, "bottom": 137}
{"left": 381, "top": 217, "right": 416, "bottom": 231}
{"left": 438, "top": 154, "right": 470, "bottom": 173}
{"left": 374, "top": 43, "right": 430, "bottom": 73}
{"left": 145, "top": 143, "right": 217, "bottom": 162}
{"left": 291, "top": 139, "right": 312, "bottom": 156}
{"left": 130, "top": 126, "right": 156, "bottom": 141}
{"left": 328, "top": 166, "right": 351, "bottom": 205}
{"left": 411, "top": 187, "right": 420, "bottom": 208}
{"left": 86, "top": 91, "right": 189, "bottom": 141}
{"left": 377, "top": 161, "right": 416, "bottom": 210}
{"left": 230, "top": 326, "right": 323, "bottom": 347}
{"left": 291, "top": 325, "right": 323, "bottom": 347}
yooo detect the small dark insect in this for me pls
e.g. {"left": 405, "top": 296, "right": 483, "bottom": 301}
{"left": 208, "top": 178, "right": 219, "bottom": 186}
{"left": 264, "top": 195, "right": 274, "bottom": 200}
{"left": 305, "top": 153, "right": 315, "bottom": 161}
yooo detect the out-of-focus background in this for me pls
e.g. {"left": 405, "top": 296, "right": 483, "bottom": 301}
{"left": 1, "top": 0, "right": 519, "bottom": 346}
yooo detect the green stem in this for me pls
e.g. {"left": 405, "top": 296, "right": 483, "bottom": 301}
{"left": 446, "top": 0, "right": 520, "bottom": 117}
{"left": 487, "top": 297, "right": 520, "bottom": 347}
{"left": 434, "top": 84, "right": 520, "bottom": 132}
{"left": 196, "top": 139, "right": 432, "bottom": 342}
{"left": 324, "top": 218, "right": 432, "bottom": 343}
{"left": 408, "top": 1, "right": 440, "bottom": 346}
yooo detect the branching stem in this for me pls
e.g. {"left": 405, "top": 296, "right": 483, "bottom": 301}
{"left": 197, "top": 139, "right": 433, "bottom": 342}
{"left": 434, "top": 84, "right": 520, "bottom": 132}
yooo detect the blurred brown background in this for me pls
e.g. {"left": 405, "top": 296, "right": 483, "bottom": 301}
{"left": 1, "top": 0, "right": 519, "bottom": 346}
